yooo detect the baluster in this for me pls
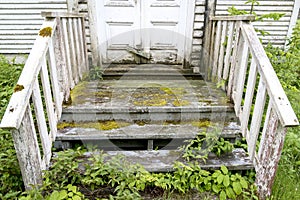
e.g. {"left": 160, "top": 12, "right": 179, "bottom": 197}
{"left": 68, "top": 17, "right": 79, "bottom": 84}
{"left": 212, "top": 20, "right": 222, "bottom": 81}
{"left": 48, "top": 39, "right": 63, "bottom": 118}
{"left": 248, "top": 78, "right": 267, "bottom": 160}
{"left": 217, "top": 21, "right": 227, "bottom": 82}
{"left": 40, "top": 59, "right": 57, "bottom": 140}
{"left": 208, "top": 20, "right": 216, "bottom": 80}
{"left": 12, "top": 105, "right": 42, "bottom": 190}
{"left": 223, "top": 21, "right": 234, "bottom": 81}
{"left": 240, "top": 58, "right": 257, "bottom": 137}
{"left": 227, "top": 21, "right": 242, "bottom": 97}
{"left": 73, "top": 17, "right": 83, "bottom": 80}
{"left": 53, "top": 18, "right": 70, "bottom": 102}
{"left": 79, "top": 16, "right": 89, "bottom": 72}
{"left": 32, "top": 79, "right": 52, "bottom": 168}
{"left": 62, "top": 17, "right": 75, "bottom": 88}
{"left": 233, "top": 36, "right": 249, "bottom": 115}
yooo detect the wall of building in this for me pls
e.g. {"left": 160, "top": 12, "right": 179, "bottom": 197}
{"left": 0, "top": 0, "right": 298, "bottom": 66}
{"left": 0, "top": 0, "right": 67, "bottom": 55}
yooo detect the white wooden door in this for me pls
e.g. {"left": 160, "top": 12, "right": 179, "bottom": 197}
{"left": 96, "top": 0, "right": 194, "bottom": 64}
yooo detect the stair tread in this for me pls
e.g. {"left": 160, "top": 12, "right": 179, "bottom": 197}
{"left": 64, "top": 79, "right": 231, "bottom": 109}
{"left": 82, "top": 148, "right": 253, "bottom": 172}
{"left": 56, "top": 121, "right": 241, "bottom": 140}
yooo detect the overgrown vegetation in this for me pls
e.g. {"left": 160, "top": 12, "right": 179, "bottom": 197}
{"left": 17, "top": 140, "right": 258, "bottom": 200}
{"left": 0, "top": 55, "right": 24, "bottom": 199}
{"left": 266, "top": 22, "right": 300, "bottom": 199}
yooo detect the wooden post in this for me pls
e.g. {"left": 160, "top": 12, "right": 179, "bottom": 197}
{"left": 87, "top": 0, "right": 102, "bottom": 67}
{"left": 67, "top": 0, "right": 79, "bottom": 12}
{"left": 52, "top": 17, "right": 70, "bottom": 102}
{"left": 12, "top": 106, "right": 43, "bottom": 190}
{"left": 201, "top": 0, "right": 216, "bottom": 77}
{"left": 255, "top": 108, "right": 287, "bottom": 199}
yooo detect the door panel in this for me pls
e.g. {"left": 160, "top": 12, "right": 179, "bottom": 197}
{"left": 97, "top": 0, "right": 140, "bottom": 63}
{"left": 143, "top": 0, "right": 188, "bottom": 63}
{"left": 96, "top": 0, "right": 192, "bottom": 64}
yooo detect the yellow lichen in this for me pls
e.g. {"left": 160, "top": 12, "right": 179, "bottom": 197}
{"left": 172, "top": 99, "right": 190, "bottom": 107}
{"left": 14, "top": 84, "right": 24, "bottom": 93}
{"left": 95, "top": 91, "right": 112, "bottom": 98}
{"left": 191, "top": 120, "right": 212, "bottom": 128}
{"left": 57, "top": 120, "right": 130, "bottom": 131}
{"left": 39, "top": 27, "right": 53, "bottom": 37}
{"left": 69, "top": 81, "right": 90, "bottom": 104}
{"left": 160, "top": 87, "right": 186, "bottom": 96}
{"left": 133, "top": 99, "right": 167, "bottom": 107}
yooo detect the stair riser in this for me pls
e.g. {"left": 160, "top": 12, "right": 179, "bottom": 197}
{"left": 102, "top": 74, "right": 203, "bottom": 80}
{"left": 55, "top": 139, "right": 188, "bottom": 151}
{"left": 60, "top": 111, "right": 237, "bottom": 122}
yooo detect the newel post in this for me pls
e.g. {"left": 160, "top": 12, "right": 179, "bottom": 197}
{"left": 67, "top": 0, "right": 79, "bottom": 12}
{"left": 87, "top": 0, "right": 102, "bottom": 67}
{"left": 201, "top": 0, "right": 216, "bottom": 76}
{"left": 11, "top": 106, "right": 43, "bottom": 190}
{"left": 255, "top": 108, "right": 287, "bottom": 199}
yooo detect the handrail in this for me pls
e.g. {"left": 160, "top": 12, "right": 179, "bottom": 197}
{"left": 205, "top": 16, "right": 299, "bottom": 199}
{"left": 0, "top": 19, "right": 57, "bottom": 129}
{"left": 240, "top": 24, "right": 298, "bottom": 127}
{"left": 0, "top": 12, "right": 88, "bottom": 190}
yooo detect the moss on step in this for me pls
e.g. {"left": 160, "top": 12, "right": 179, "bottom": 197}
{"left": 131, "top": 85, "right": 191, "bottom": 107}
{"left": 172, "top": 99, "right": 190, "bottom": 107}
{"left": 69, "top": 81, "right": 90, "bottom": 105}
{"left": 191, "top": 120, "right": 213, "bottom": 128}
{"left": 57, "top": 120, "right": 130, "bottom": 131}
{"left": 160, "top": 87, "right": 186, "bottom": 96}
{"left": 162, "top": 119, "right": 215, "bottom": 128}
{"left": 133, "top": 99, "right": 168, "bottom": 106}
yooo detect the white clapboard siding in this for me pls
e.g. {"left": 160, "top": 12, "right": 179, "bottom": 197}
{"left": 0, "top": 0, "right": 297, "bottom": 65}
{"left": 0, "top": 0, "right": 67, "bottom": 54}
{"left": 216, "top": 0, "right": 295, "bottom": 46}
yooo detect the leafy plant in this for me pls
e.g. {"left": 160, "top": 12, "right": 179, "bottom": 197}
{"left": 228, "top": 0, "right": 285, "bottom": 36}
{"left": 0, "top": 55, "right": 24, "bottom": 198}
{"left": 180, "top": 130, "right": 234, "bottom": 161}
{"left": 87, "top": 66, "right": 103, "bottom": 80}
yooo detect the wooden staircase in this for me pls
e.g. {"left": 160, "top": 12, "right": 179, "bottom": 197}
{"left": 0, "top": 13, "right": 298, "bottom": 199}
{"left": 54, "top": 64, "right": 253, "bottom": 171}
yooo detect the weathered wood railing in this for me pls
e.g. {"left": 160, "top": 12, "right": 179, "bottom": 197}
{"left": 203, "top": 15, "right": 299, "bottom": 199}
{"left": 0, "top": 12, "right": 88, "bottom": 190}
